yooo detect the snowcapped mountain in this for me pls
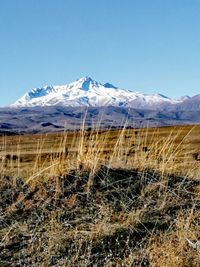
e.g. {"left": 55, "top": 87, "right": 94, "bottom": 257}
{"left": 10, "top": 77, "right": 180, "bottom": 109}
{"left": 4, "top": 77, "right": 200, "bottom": 133}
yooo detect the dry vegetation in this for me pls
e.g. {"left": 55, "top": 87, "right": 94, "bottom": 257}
{"left": 0, "top": 124, "right": 200, "bottom": 266}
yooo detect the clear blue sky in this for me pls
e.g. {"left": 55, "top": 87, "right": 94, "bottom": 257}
{"left": 1, "top": 0, "right": 200, "bottom": 106}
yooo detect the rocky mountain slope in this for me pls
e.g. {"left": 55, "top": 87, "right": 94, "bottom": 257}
{"left": 0, "top": 106, "right": 199, "bottom": 133}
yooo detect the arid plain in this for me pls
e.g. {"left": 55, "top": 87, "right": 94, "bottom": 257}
{"left": 1, "top": 124, "right": 200, "bottom": 177}
{"left": 0, "top": 125, "right": 200, "bottom": 266}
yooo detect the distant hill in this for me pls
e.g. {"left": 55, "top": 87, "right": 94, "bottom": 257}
{"left": 0, "top": 106, "right": 200, "bottom": 133}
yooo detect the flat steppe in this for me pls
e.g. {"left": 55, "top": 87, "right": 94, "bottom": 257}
{"left": 0, "top": 124, "right": 200, "bottom": 266}
{"left": 0, "top": 124, "right": 200, "bottom": 177}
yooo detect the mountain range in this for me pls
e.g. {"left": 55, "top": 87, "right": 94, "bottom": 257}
{"left": 1, "top": 77, "right": 200, "bottom": 133}
{"left": 10, "top": 76, "right": 185, "bottom": 109}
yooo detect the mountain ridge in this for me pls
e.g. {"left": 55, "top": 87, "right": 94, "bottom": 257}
{"left": 10, "top": 77, "right": 181, "bottom": 109}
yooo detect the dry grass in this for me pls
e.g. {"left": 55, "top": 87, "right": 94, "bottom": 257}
{"left": 0, "top": 124, "right": 200, "bottom": 266}
{"left": 1, "top": 124, "right": 200, "bottom": 177}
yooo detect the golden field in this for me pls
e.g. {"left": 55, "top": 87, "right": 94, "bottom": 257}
{"left": 0, "top": 124, "right": 200, "bottom": 266}
{"left": 1, "top": 124, "right": 200, "bottom": 177}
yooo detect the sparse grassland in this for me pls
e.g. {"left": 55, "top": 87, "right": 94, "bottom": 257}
{"left": 0, "top": 124, "right": 200, "bottom": 266}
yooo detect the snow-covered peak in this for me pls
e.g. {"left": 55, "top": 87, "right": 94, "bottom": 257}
{"left": 10, "top": 77, "right": 180, "bottom": 109}
{"left": 67, "top": 76, "right": 103, "bottom": 91}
